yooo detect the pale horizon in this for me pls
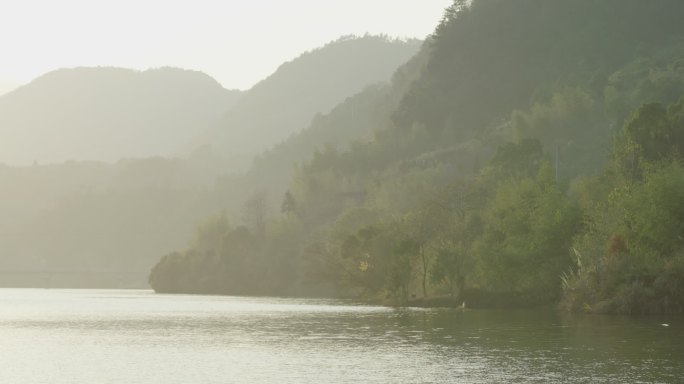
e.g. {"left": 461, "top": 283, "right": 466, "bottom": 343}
{"left": 0, "top": 0, "right": 452, "bottom": 92}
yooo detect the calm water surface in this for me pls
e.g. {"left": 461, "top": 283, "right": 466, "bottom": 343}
{"left": 0, "top": 289, "right": 682, "bottom": 383}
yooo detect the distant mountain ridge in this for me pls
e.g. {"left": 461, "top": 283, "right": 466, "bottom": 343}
{"left": 196, "top": 35, "right": 422, "bottom": 164}
{"left": 0, "top": 67, "right": 241, "bottom": 165}
{"left": 0, "top": 80, "right": 19, "bottom": 97}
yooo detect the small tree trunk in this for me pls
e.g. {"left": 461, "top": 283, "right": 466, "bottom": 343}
{"left": 421, "top": 246, "right": 428, "bottom": 298}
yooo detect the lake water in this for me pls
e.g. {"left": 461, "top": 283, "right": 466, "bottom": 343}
{"left": 0, "top": 289, "right": 682, "bottom": 383}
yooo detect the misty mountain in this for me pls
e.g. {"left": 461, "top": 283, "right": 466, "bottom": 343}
{"left": 149, "top": 0, "right": 684, "bottom": 314}
{"left": 0, "top": 80, "right": 19, "bottom": 97}
{"left": 213, "top": 44, "right": 432, "bottom": 214}
{"left": 196, "top": 35, "right": 421, "bottom": 165}
{"left": 0, "top": 157, "right": 224, "bottom": 287}
{"left": 0, "top": 36, "right": 422, "bottom": 288}
{"left": 0, "top": 67, "right": 241, "bottom": 165}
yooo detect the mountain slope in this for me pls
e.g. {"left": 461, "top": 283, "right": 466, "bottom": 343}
{"left": 0, "top": 67, "right": 241, "bottom": 165}
{"left": 0, "top": 80, "right": 19, "bottom": 97}
{"left": 0, "top": 36, "right": 421, "bottom": 288}
{"left": 0, "top": 157, "right": 223, "bottom": 288}
{"left": 148, "top": 0, "right": 684, "bottom": 312}
{"left": 196, "top": 35, "right": 421, "bottom": 164}
{"left": 212, "top": 43, "right": 432, "bottom": 215}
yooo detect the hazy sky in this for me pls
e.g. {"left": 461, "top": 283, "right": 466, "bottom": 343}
{"left": 0, "top": 0, "right": 452, "bottom": 91}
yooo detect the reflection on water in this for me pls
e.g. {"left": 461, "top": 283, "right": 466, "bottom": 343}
{"left": 0, "top": 289, "right": 682, "bottom": 383}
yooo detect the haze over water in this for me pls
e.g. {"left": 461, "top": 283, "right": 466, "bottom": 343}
{"left": 1, "top": 289, "right": 682, "bottom": 383}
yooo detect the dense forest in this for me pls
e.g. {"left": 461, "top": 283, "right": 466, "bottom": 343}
{"left": 150, "top": 0, "right": 684, "bottom": 315}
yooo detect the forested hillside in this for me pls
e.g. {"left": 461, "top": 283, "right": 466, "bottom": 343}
{"left": 212, "top": 44, "right": 431, "bottom": 217}
{"left": 151, "top": 0, "right": 684, "bottom": 315}
{"left": 0, "top": 158, "right": 225, "bottom": 287}
{"left": 0, "top": 67, "right": 241, "bottom": 165}
{"left": 0, "top": 37, "right": 417, "bottom": 288}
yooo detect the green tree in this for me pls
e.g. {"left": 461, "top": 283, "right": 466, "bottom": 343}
{"left": 476, "top": 162, "right": 581, "bottom": 304}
